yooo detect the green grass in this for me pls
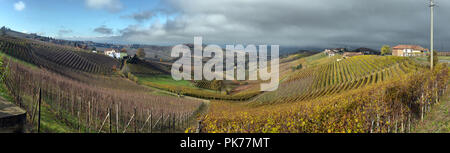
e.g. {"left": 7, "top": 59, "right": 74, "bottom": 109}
{"left": 137, "top": 74, "right": 221, "bottom": 94}
{"left": 0, "top": 52, "right": 39, "bottom": 69}
{"left": 0, "top": 81, "right": 14, "bottom": 102}
{"left": 138, "top": 74, "right": 229, "bottom": 97}
{"left": 38, "top": 104, "right": 78, "bottom": 133}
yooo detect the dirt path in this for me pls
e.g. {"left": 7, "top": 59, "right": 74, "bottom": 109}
{"left": 414, "top": 84, "right": 450, "bottom": 133}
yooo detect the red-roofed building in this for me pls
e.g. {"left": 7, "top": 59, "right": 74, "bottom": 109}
{"left": 392, "top": 45, "right": 427, "bottom": 57}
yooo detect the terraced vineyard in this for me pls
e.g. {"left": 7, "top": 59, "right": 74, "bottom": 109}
{"left": 1, "top": 56, "right": 203, "bottom": 133}
{"left": 1, "top": 33, "right": 448, "bottom": 134}
{"left": 191, "top": 54, "right": 449, "bottom": 133}
{"left": 123, "top": 57, "right": 171, "bottom": 75}
{"left": 0, "top": 36, "right": 120, "bottom": 74}
{"left": 251, "top": 55, "right": 423, "bottom": 105}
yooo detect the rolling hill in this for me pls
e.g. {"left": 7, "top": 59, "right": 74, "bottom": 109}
{"left": 0, "top": 35, "right": 204, "bottom": 133}
{"left": 252, "top": 55, "right": 423, "bottom": 105}
{"left": 192, "top": 52, "right": 448, "bottom": 133}
{"left": 0, "top": 36, "right": 120, "bottom": 75}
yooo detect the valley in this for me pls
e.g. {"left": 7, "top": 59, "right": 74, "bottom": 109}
{"left": 0, "top": 33, "right": 448, "bottom": 133}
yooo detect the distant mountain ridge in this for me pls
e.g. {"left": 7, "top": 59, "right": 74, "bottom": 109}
{"left": 1, "top": 26, "right": 333, "bottom": 60}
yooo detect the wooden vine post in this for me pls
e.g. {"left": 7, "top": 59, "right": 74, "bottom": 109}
{"left": 38, "top": 88, "right": 41, "bottom": 133}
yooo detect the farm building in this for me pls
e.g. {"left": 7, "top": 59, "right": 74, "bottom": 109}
{"left": 324, "top": 49, "right": 336, "bottom": 57}
{"left": 392, "top": 45, "right": 427, "bottom": 57}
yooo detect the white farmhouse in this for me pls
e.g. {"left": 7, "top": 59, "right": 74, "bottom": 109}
{"left": 104, "top": 49, "right": 121, "bottom": 59}
{"left": 392, "top": 45, "right": 427, "bottom": 57}
{"left": 324, "top": 49, "right": 336, "bottom": 57}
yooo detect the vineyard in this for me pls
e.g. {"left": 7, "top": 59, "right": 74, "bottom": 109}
{"left": 1, "top": 34, "right": 448, "bottom": 133}
{"left": 1, "top": 56, "right": 203, "bottom": 133}
{"left": 122, "top": 58, "right": 171, "bottom": 76}
{"left": 189, "top": 55, "right": 449, "bottom": 133}
{"left": 252, "top": 55, "right": 423, "bottom": 105}
{"left": 0, "top": 36, "right": 120, "bottom": 75}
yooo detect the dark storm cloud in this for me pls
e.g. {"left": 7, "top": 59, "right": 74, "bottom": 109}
{"left": 94, "top": 25, "right": 113, "bottom": 35}
{"left": 96, "top": 0, "right": 450, "bottom": 50}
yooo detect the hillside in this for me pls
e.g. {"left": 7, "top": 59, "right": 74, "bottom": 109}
{"left": 121, "top": 56, "right": 171, "bottom": 75}
{"left": 252, "top": 55, "right": 422, "bottom": 106}
{"left": 1, "top": 33, "right": 448, "bottom": 134}
{"left": 0, "top": 36, "right": 204, "bottom": 133}
{"left": 191, "top": 53, "right": 449, "bottom": 133}
{"left": 414, "top": 82, "right": 450, "bottom": 133}
{"left": 0, "top": 36, "right": 120, "bottom": 75}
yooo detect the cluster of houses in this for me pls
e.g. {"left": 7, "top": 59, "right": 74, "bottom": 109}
{"left": 324, "top": 44, "right": 429, "bottom": 58}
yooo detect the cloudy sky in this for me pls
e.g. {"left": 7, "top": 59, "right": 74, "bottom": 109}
{"left": 0, "top": 0, "right": 449, "bottom": 50}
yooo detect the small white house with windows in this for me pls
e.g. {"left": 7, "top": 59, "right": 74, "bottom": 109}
{"left": 104, "top": 49, "right": 121, "bottom": 59}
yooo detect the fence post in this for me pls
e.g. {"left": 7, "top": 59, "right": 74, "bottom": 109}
{"left": 134, "top": 107, "right": 137, "bottom": 133}
{"left": 150, "top": 110, "right": 152, "bottom": 133}
{"left": 88, "top": 101, "right": 90, "bottom": 133}
{"left": 168, "top": 113, "right": 171, "bottom": 133}
{"left": 161, "top": 111, "right": 164, "bottom": 133}
{"left": 196, "top": 120, "right": 202, "bottom": 133}
{"left": 173, "top": 113, "right": 176, "bottom": 132}
{"left": 38, "top": 88, "right": 41, "bottom": 133}
{"left": 77, "top": 111, "right": 80, "bottom": 133}
{"left": 116, "top": 103, "right": 119, "bottom": 133}
{"left": 109, "top": 107, "right": 112, "bottom": 133}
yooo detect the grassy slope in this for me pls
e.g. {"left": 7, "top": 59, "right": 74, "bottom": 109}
{"left": 138, "top": 75, "right": 194, "bottom": 87}
{"left": 137, "top": 74, "right": 225, "bottom": 95}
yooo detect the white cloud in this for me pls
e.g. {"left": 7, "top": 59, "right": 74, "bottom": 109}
{"left": 14, "top": 1, "right": 26, "bottom": 11}
{"left": 85, "top": 0, "right": 123, "bottom": 12}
